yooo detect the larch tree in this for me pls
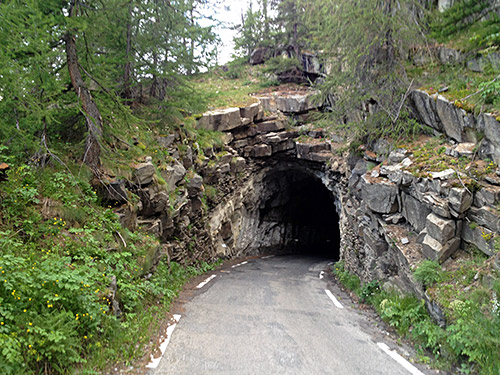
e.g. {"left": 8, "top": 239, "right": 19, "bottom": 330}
{"left": 64, "top": 0, "right": 105, "bottom": 172}
{"left": 304, "top": 0, "right": 426, "bottom": 140}
{"left": 233, "top": 2, "right": 265, "bottom": 58}
{"left": 0, "top": 0, "right": 220, "bottom": 170}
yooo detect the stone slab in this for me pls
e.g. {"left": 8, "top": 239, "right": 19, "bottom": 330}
{"left": 422, "top": 235, "right": 460, "bottom": 263}
{"left": 361, "top": 176, "right": 399, "bottom": 214}
{"left": 402, "top": 192, "right": 432, "bottom": 232}
{"left": 426, "top": 213, "right": 456, "bottom": 245}
{"left": 197, "top": 107, "right": 242, "bottom": 132}
{"left": 462, "top": 224, "right": 495, "bottom": 256}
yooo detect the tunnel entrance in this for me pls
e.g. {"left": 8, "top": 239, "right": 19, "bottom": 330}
{"left": 258, "top": 168, "right": 341, "bottom": 259}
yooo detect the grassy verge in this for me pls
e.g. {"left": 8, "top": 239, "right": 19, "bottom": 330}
{"left": 0, "top": 163, "right": 219, "bottom": 374}
{"left": 332, "top": 260, "right": 500, "bottom": 374}
{"left": 189, "top": 68, "right": 261, "bottom": 111}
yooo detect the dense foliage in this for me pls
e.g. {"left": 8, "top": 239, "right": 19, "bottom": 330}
{"left": 0, "top": 161, "right": 217, "bottom": 374}
{"left": 431, "top": 0, "right": 500, "bottom": 48}
{"left": 0, "top": 0, "right": 219, "bottom": 168}
{"left": 334, "top": 261, "right": 500, "bottom": 374}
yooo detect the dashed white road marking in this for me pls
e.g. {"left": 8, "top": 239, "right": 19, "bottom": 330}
{"left": 196, "top": 275, "right": 217, "bottom": 289}
{"left": 146, "top": 314, "right": 181, "bottom": 369}
{"left": 377, "top": 342, "right": 425, "bottom": 375}
{"left": 325, "top": 289, "right": 344, "bottom": 309}
{"left": 319, "top": 271, "right": 325, "bottom": 279}
{"left": 262, "top": 255, "right": 275, "bottom": 259}
{"left": 232, "top": 261, "right": 248, "bottom": 268}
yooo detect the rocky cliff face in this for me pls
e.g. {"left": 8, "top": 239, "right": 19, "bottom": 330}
{"left": 108, "top": 85, "right": 500, "bottom": 323}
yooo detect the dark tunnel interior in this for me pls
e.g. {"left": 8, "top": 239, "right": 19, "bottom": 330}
{"left": 259, "top": 169, "right": 341, "bottom": 259}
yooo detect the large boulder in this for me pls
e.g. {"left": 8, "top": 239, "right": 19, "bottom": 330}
{"left": 249, "top": 47, "right": 270, "bottom": 65}
{"left": 363, "top": 228, "right": 388, "bottom": 256}
{"left": 467, "top": 57, "right": 486, "bottom": 73}
{"left": 276, "top": 93, "right": 319, "bottom": 113}
{"left": 438, "top": 47, "right": 462, "bottom": 65}
{"left": 361, "top": 176, "right": 399, "bottom": 214}
{"left": 239, "top": 102, "right": 262, "bottom": 121}
{"left": 448, "top": 187, "right": 473, "bottom": 216}
{"left": 160, "top": 161, "right": 186, "bottom": 191}
{"left": 467, "top": 206, "right": 500, "bottom": 233}
{"left": 151, "top": 191, "right": 170, "bottom": 214}
{"left": 256, "top": 96, "right": 277, "bottom": 112}
{"left": 296, "top": 141, "right": 331, "bottom": 160}
{"left": 157, "top": 134, "right": 176, "bottom": 148}
{"left": 422, "top": 235, "right": 460, "bottom": 263}
{"left": 435, "top": 95, "right": 475, "bottom": 142}
{"left": 462, "top": 223, "right": 496, "bottom": 256}
{"left": 466, "top": 52, "right": 500, "bottom": 73}
{"left": 100, "top": 179, "right": 128, "bottom": 203}
{"left": 474, "top": 185, "right": 500, "bottom": 207}
{"left": 187, "top": 173, "right": 203, "bottom": 197}
{"left": 197, "top": 108, "right": 242, "bottom": 132}
{"left": 255, "top": 120, "right": 286, "bottom": 133}
{"left": 302, "top": 52, "right": 322, "bottom": 75}
{"left": 251, "top": 144, "right": 272, "bottom": 158}
{"left": 426, "top": 213, "right": 456, "bottom": 245}
{"left": 402, "top": 192, "right": 432, "bottom": 232}
{"left": 477, "top": 113, "right": 500, "bottom": 164}
{"left": 422, "top": 193, "right": 451, "bottom": 218}
{"left": 230, "top": 157, "right": 246, "bottom": 172}
{"left": 488, "top": 52, "right": 500, "bottom": 71}
{"left": 133, "top": 161, "right": 156, "bottom": 186}
{"left": 409, "top": 90, "right": 441, "bottom": 132}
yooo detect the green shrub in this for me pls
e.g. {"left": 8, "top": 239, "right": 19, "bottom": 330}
{"left": 378, "top": 294, "right": 428, "bottom": 334}
{"left": 332, "top": 261, "right": 361, "bottom": 292}
{"left": 359, "top": 280, "right": 380, "bottom": 304}
{"left": 414, "top": 260, "right": 443, "bottom": 288}
{"left": 479, "top": 79, "right": 500, "bottom": 106}
{"left": 447, "top": 300, "right": 500, "bottom": 374}
{"left": 224, "top": 57, "right": 248, "bottom": 79}
{"left": 331, "top": 258, "right": 500, "bottom": 373}
{"left": 430, "top": 0, "right": 500, "bottom": 49}
{"left": 262, "top": 56, "right": 302, "bottom": 75}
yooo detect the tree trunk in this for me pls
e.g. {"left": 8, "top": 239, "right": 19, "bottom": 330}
{"left": 64, "top": 0, "right": 103, "bottom": 172}
{"left": 123, "top": 0, "right": 133, "bottom": 102}
{"left": 150, "top": 51, "right": 159, "bottom": 99}
{"left": 189, "top": 6, "right": 195, "bottom": 74}
{"left": 293, "top": 21, "right": 300, "bottom": 58}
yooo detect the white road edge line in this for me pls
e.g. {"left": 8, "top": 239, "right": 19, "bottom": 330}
{"left": 319, "top": 271, "right": 325, "bottom": 279}
{"left": 377, "top": 342, "right": 425, "bottom": 375}
{"left": 232, "top": 261, "right": 248, "bottom": 268}
{"left": 146, "top": 314, "right": 181, "bottom": 369}
{"left": 325, "top": 289, "right": 344, "bottom": 309}
{"left": 196, "top": 274, "right": 217, "bottom": 289}
{"left": 262, "top": 255, "right": 275, "bottom": 259}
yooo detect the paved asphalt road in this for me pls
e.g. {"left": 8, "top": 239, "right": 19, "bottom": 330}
{"left": 150, "top": 255, "right": 433, "bottom": 375}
